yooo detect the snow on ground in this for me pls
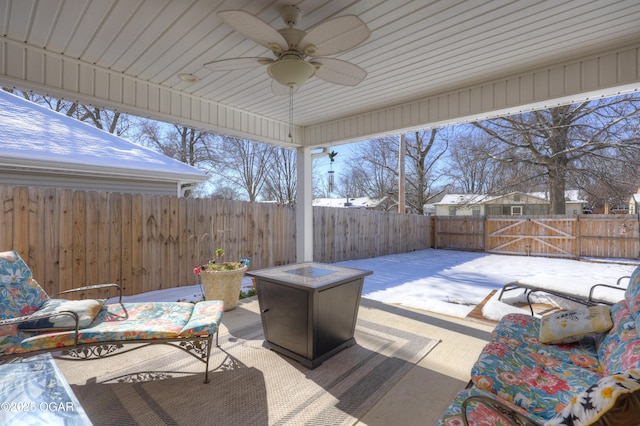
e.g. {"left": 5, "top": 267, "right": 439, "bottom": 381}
{"left": 108, "top": 249, "right": 638, "bottom": 321}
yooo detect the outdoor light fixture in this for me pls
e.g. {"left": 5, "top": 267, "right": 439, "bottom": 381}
{"left": 177, "top": 73, "right": 199, "bottom": 83}
{"left": 267, "top": 56, "right": 317, "bottom": 88}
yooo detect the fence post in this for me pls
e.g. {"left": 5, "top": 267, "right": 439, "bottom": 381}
{"left": 576, "top": 214, "right": 581, "bottom": 260}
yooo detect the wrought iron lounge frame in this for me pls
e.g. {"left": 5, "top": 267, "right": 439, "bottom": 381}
{"left": 461, "top": 395, "right": 540, "bottom": 426}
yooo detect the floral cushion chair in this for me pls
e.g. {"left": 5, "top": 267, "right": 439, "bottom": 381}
{"left": 438, "top": 264, "right": 640, "bottom": 425}
{"left": 0, "top": 251, "right": 224, "bottom": 383}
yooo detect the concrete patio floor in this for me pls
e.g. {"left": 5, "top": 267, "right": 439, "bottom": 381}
{"left": 354, "top": 301, "right": 495, "bottom": 425}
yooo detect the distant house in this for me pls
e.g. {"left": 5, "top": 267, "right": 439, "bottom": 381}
{"left": 0, "top": 90, "right": 207, "bottom": 196}
{"left": 629, "top": 193, "right": 640, "bottom": 214}
{"left": 434, "top": 191, "right": 587, "bottom": 216}
{"left": 313, "top": 197, "right": 387, "bottom": 209}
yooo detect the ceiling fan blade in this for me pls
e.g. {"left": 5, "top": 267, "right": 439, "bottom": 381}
{"left": 271, "top": 79, "right": 299, "bottom": 96}
{"left": 302, "top": 15, "right": 370, "bottom": 56}
{"left": 218, "top": 10, "right": 288, "bottom": 52}
{"left": 204, "top": 57, "right": 272, "bottom": 71}
{"left": 314, "top": 58, "right": 367, "bottom": 86}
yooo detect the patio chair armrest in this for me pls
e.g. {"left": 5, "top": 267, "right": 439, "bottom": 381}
{"left": 525, "top": 288, "right": 594, "bottom": 316}
{"left": 616, "top": 275, "right": 630, "bottom": 286}
{"left": 0, "top": 311, "right": 80, "bottom": 345}
{"left": 57, "top": 283, "right": 122, "bottom": 303}
{"left": 461, "top": 395, "right": 541, "bottom": 426}
{"left": 588, "top": 283, "right": 626, "bottom": 303}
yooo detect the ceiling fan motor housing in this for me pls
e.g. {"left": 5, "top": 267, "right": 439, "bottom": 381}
{"left": 281, "top": 5, "right": 301, "bottom": 27}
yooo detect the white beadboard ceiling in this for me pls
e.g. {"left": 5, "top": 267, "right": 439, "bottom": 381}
{"left": 1, "top": 0, "right": 639, "bottom": 147}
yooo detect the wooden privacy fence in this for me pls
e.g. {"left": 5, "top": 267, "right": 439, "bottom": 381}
{"left": 435, "top": 214, "right": 640, "bottom": 260}
{"left": 9, "top": 183, "right": 637, "bottom": 300}
{"left": 0, "top": 186, "right": 433, "bottom": 297}
{"left": 313, "top": 206, "right": 433, "bottom": 264}
{"left": 0, "top": 186, "right": 297, "bottom": 297}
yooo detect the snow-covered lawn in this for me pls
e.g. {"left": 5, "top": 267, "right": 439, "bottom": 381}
{"left": 109, "top": 249, "right": 638, "bottom": 321}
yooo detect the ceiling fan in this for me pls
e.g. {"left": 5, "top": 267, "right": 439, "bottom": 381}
{"left": 205, "top": 5, "right": 370, "bottom": 95}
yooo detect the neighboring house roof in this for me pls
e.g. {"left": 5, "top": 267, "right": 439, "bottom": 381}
{"left": 528, "top": 189, "right": 585, "bottom": 202}
{"left": 0, "top": 90, "right": 207, "bottom": 194}
{"left": 435, "top": 191, "right": 587, "bottom": 205}
{"left": 313, "top": 197, "right": 385, "bottom": 209}
{"left": 436, "top": 194, "right": 491, "bottom": 205}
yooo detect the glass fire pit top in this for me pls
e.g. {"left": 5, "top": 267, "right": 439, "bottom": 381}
{"left": 284, "top": 266, "right": 335, "bottom": 279}
{"left": 247, "top": 262, "right": 372, "bottom": 288}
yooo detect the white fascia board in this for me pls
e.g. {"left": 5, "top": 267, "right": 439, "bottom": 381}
{"left": 0, "top": 158, "right": 207, "bottom": 184}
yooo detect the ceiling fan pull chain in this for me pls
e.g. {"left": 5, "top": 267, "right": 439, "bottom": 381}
{"left": 288, "top": 86, "right": 294, "bottom": 139}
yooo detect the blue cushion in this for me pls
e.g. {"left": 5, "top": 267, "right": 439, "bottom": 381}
{"left": 18, "top": 299, "right": 105, "bottom": 331}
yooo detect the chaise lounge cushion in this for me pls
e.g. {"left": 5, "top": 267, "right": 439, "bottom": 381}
{"left": 3, "top": 301, "right": 224, "bottom": 355}
{"left": 471, "top": 342, "right": 603, "bottom": 418}
{"left": 538, "top": 305, "right": 613, "bottom": 344}
{"left": 596, "top": 303, "right": 640, "bottom": 376}
{"left": 0, "top": 252, "right": 48, "bottom": 320}
{"left": 17, "top": 298, "right": 105, "bottom": 331}
{"left": 492, "top": 313, "right": 603, "bottom": 373}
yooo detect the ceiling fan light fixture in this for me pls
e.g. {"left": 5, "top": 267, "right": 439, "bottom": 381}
{"left": 267, "top": 58, "right": 316, "bottom": 88}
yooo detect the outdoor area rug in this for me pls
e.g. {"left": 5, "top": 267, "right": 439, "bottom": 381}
{"left": 62, "top": 299, "right": 439, "bottom": 425}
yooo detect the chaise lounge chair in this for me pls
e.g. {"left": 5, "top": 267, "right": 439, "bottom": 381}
{"left": 0, "top": 251, "right": 223, "bottom": 383}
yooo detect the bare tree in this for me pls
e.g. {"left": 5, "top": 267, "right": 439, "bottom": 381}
{"left": 262, "top": 147, "right": 297, "bottom": 204}
{"left": 4, "top": 88, "right": 135, "bottom": 138}
{"left": 208, "top": 136, "right": 275, "bottom": 201}
{"left": 404, "top": 129, "right": 448, "bottom": 214}
{"left": 344, "top": 137, "right": 399, "bottom": 209}
{"left": 209, "top": 185, "right": 243, "bottom": 200}
{"left": 342, "top": 130, "right": 448, "bottom": 213}
{"left": 136, "top": 121, "right": 211, "bottom": 167}
{"left": 473, "top": 95, "right": 640, "bottom": 213}
{"left": 446, "top": 126, "right": 546, "bottom": 194}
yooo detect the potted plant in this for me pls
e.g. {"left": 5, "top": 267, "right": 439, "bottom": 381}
{"left": 194, "top": 249, "right": 248, "bottom": 311}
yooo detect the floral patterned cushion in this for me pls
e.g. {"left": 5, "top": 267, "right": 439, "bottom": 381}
{"left": 471, "top": 342, "right": 603, "bottom": 418}
{"left": 179, "top": 301, "right": 225, "bottom": 337}
{"left": 624, "top": 265, "right": 640, "bottom": 322}
{"left": 0, "top": 251, "right": 48, "bottom": 320}
{"left": 546, "top": 369, "right": 640, "bottom": 426}
{"left": 439, "top": 372, "right": 640, "bottom": 426}
{"left": 8, "top": 301, "right": 224, "bottom": 354}
{"left": 596, "top": 303, "right": 640, "bottom": 375}
{"left": 492, "top": 313, "right": 603, "bottom": 373}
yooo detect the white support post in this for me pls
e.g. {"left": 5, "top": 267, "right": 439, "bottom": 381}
{"left": 398, "top": 133, "right": 406, "bottom": 213}
{"left": 296, "top": 146, "right": 314, "bottom": 262}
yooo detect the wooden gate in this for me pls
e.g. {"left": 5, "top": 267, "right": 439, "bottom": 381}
{"left": 486, "top": 216, "right": 578, "bottom": 258}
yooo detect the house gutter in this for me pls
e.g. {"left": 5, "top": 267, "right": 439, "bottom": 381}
{"left": 0, "top": 158, "right": 207, "bottom": 184}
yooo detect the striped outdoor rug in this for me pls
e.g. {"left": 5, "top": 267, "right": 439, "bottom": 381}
{"left": 64, "top": 299, "right": 439, "bottom": 426}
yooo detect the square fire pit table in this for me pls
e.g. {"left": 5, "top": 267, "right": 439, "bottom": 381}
{"left": 247, "top": 262, "right": 372, "bottom": 369}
